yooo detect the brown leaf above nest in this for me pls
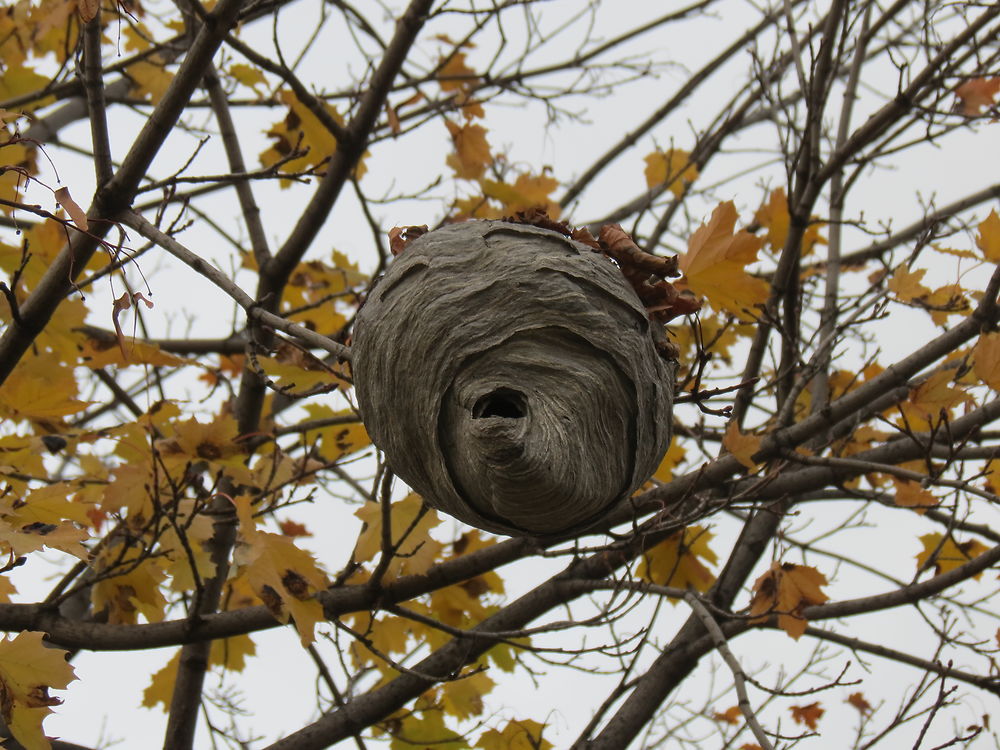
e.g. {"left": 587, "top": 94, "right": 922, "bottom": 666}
{"left": 598, "top": 224, "right": 680, "bottom": 279}
{"left": 501, "top": 207, "right": 572, "bottom": 236}
{"left": 388, "top": 225, "right": 429, "bottom": 256}
{"left": 502, "top": 210, "right": 702, "bottom": 323}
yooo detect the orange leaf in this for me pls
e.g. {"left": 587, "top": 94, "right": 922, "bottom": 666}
{"left": 713, "top": 705, "right": 742, "bottom": 724}
{"left": 790, "top": 702, "right": 824, "bottom": 729}
{"left": 722, "top": 422, "right": 761, "bottom": 470}
{"left": 279, "top": 520, "right": 311, "bottom": 537}
{"left": 749, "top": 562, "right": 829, "bottom": 639}
{"left": 891, "top": 478, "right": 938, "bottom": 513}
{"left": 846, "top": 691, "right": 873, "bottom": 715}
{"left": 955, "top": 77, "right": 1000, "bottom": 116}
{"left": 679, "top": 201, "right": 768, "bottom": 319}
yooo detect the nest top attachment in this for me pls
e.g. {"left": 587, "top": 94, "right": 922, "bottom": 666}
{"left": 352, "top": 220, "right": 675, "bottom": 537}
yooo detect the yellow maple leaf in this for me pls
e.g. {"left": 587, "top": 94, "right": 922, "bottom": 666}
{"left": 347, "top": 612, "right": 412, "bottom": 668}
{"left": 480, "top": 172, "right": 560, "bottom": 217}
{"left": 429, "top": 582, "right": 492, "bottom": 628}
{"left": 126, "top": 59, "right": 174, "bottom": 104}
{"left": 477, "top": 719, "right": 554, "bottom": 750}
{"left": 891, "top": 478, "right": 938, "bottom": 514}
{"left": 163, "top": 414, "right": 247, "bottom": 469}
{"left": 452, "top": 193, "right": 503, "bottom": 220}
{"left": 280, "top": 253, "right": 367, "bottom": 332}
{"left": 228, "top": 63, "right": 267, "bottom": 93}
{"left": 755, "top": 188, "right": 790, "bottom": 250}
{"left": 898, "top": 370, "right": 973, "bottom": 431}
{"left": 749, "top": 561, "right": 829, "bottom": 639}
{"left": 0, "top": 496, "right": 89, "bottom": 561}
{"left": 977, "top": 209, "right": 1000, "bottom": 261}
{"left": 121, "top": 21, "right": 153, "bottom": 53}
{"left": 887, "top": 264, "right": 931, "bottom": 302}
{"left": 232, "top": 495, "right": 328, "bottom": 645}
{"left": 0, "top": 575, "right": 15, "bottom": 603}
{"left": 924, "top": 283, "right": 970, "bottom": 326}
{"left": 389, "top": 711, "right": 466, "bottom": 749}
{"left": 915, "top": 532, "right": 989, "bottom": 578}
{"left": 973, "top": 332, "right": 1000, "bottom": 390}
{"left": 353, "top": 493, "right": 443, "bottom": 578}
{"left": 300, "top": 404, "right": 371, "bottom": 462}
{"left": 0, "top": 351, "right": 89, "bottom": 421}
{"left": 91, "top": 549, "right": 168, "bottom": 624}
{"left": 159, "top": 500, "right": 216, "bottom": 593}
{"left": 0, "top": 140, "right": 36, "bottom": 211}
{"left": 636, "top": 525, "right": 717, "bottom": 594}
{"left": 0, "top": 631, "right": 76, "bottom": 750}
{"left": 722, "top": 421, "right": 762, "bottom": 470}
{"left": 80, "top": 336, "right": 188, "bottom": 369}
{"left": 679, "top": 201, "right": 769, "bottom": 320}
{"left": 0, "top": 435, "right": 47, "bottom": 495}
{"left": 652, "top": 437, "right": 686, "bottom": 483}
{"left": 441, "top": 669, "right": 496, "bottom": 719}
{"left": 257, "top": 352, "right": 337, "bottom": 392}
{"left": 0, "top": 64, "right": 54, "bottom": 107}
{"left": 753, "top": 188, "right": 826, "bottom": 255}
{"left": 260, "top": 90, "right": 365, "bottom": 186}
{"left": 438, "top": 50, "right": 480, "bottom": 116}
{"left": 643, "top": 148, "right": 698, "bottom": 197}
{"left": 142, "top": 633, "right": 256, "bottom": 711}
{"left": 445, "top": 119, "right": 491, "bottom": 179}
{"left": 12, "top": 483, "right": 91, "bottom": 527}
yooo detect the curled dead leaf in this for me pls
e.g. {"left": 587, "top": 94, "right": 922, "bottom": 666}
{"left": 388, "top": 225, "right": 428, "bottom": 256}
{"left": 54, "top": 186, "right": 89, "bottom": 231}
{"left": 598, "top": 223, "right": 680, "bottom": 278}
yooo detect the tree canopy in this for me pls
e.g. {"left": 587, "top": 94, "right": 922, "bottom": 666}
{"left": 0, "top": 0, "right": 999, "bottom": 748}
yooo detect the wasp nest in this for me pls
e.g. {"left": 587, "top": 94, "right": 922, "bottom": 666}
{"left": 352, "top": 220, "right": 676, "bottom": 537}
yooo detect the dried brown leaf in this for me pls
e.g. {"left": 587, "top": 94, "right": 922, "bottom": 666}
{"left": 54, "top": 186, "right": 89, "bottom": 231}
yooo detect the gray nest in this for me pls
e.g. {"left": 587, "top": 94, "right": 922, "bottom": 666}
{"left": 352, "top": 220, "right": 675, "bottom": 537}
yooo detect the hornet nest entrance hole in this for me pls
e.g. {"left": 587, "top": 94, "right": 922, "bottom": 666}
{"left": 473, "top": 388, "right": 527, "bottom": 419}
